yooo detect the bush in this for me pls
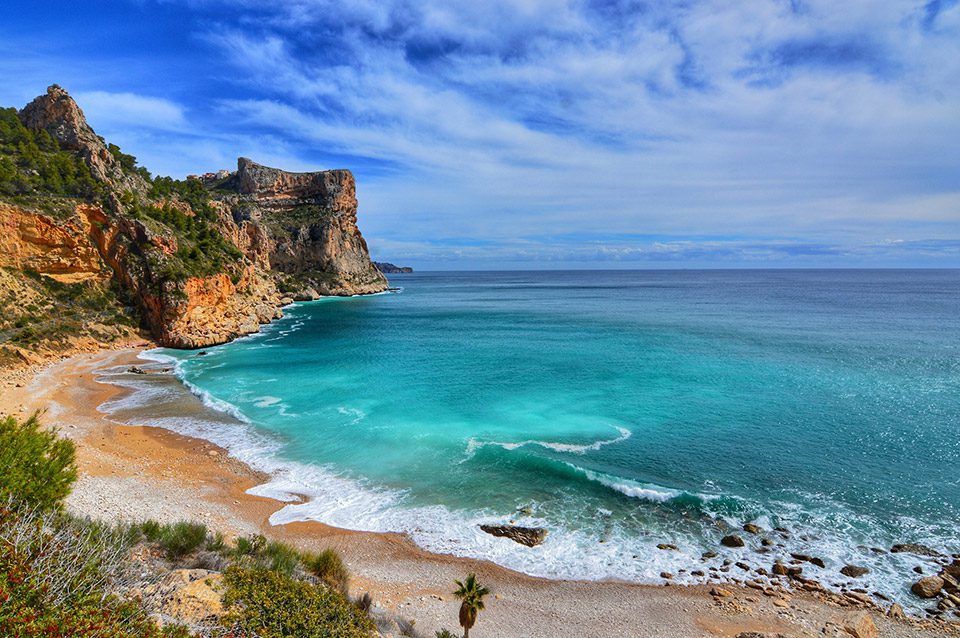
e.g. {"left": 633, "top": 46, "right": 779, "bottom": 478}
{"left": 0, "top": 503, "right": 190, "bottom": 638}
{"left": 306, "top": 548, "right": 350, "bottom": 594}
{"left": 0, "top": 413, "right": 76, "bottom": 511}
{"left": 263, "top": 539, "right": 301, "bottom": 575}
{"left": 222, "top": 566, "right": 376, "bottom": 638}
{"left": 157, "top": 521, "right": 208, "bottom": 559}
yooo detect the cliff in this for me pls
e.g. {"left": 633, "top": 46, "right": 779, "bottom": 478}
{"left": 0, "top": 85, "right": 387, "bottom": 355}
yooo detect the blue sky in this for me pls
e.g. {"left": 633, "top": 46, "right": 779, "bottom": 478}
{"left": 1, "top": 0, "right": 958, "bottom": 269}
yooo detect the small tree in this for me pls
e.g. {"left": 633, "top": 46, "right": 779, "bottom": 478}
{"left": 453, "top": 573, "right": 490, "bottom": 638}
{"left": 0, "top": 413, "right": 76, "bottom": 510}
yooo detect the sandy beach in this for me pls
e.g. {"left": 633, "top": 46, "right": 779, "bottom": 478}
{"left": 0, "top": 348, "right": 955, "bottom": 638}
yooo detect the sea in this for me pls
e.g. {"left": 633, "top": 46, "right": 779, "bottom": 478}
{"left": 99, "top": 270, "right": 960, "bottom": 609}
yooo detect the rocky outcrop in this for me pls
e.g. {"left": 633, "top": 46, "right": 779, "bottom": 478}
{"left": 0, "top": 203, "right": 108, "bottom": 282}
{"left": 479, "top": 524, "right": 548, "bottom": 547}
{"left": 19, "top": 85, "right": 148, "bottom": 196}
{"left": 5, "top": 87, "right": 387, "bottom": 350}
{"left": 230, "top": 158, "right": 388, "bottom": 297}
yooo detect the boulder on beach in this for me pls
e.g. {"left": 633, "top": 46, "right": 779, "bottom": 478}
{"left": 721, "top": 534, "right": 745, "bottom": 548}
{"left": 479, "top": 524, "right": 548, "bottom": 547}
{"left": 911, "top": 575, "right": 944, "bottom": 598}
{"left": 843, "top": 611, "right": 878, "bottom": 638}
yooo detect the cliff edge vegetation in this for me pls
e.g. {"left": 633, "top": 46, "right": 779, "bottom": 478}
{"left": 0, "top": 85, "right": 387, "bottom": 362}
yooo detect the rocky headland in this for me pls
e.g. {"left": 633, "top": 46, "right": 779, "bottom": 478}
{"left": 0, "top": 85, "right": 386, "bottom": 357}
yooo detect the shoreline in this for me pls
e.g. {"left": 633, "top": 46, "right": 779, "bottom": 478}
{"left": 1, "top": 349, "right": 956, "bottom": 637}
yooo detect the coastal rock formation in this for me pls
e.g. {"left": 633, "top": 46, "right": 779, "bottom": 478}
{"left": 19, "top": 84, "right": 148, "bottom": 196}
{"left": 229, "top": 158, "right": 388, "bottom": 297}
{"left": 0, "top": 203, "right": 108, "bottom": 282}
{"left": 479, "top": 524, "right": 548, "bottom": 547}
{"left": 374, "top": 261, "right": 413, "bottom": 273}
{"left": 912, "top": 575, "right": 944, "bottom": 598}
{"left": 3, "top": 86, "right": 387, "bottom": 350}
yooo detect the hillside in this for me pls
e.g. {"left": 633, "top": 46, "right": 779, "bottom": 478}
{"left": 0, "top": 85, "right": 387, "bottom": 360}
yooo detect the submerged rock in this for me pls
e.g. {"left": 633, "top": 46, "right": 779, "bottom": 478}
{"left": 479, "top": 524, "right": 548, "bottom": 547}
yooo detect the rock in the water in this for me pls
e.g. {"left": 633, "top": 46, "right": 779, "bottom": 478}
{"left": 721, "top": 534, "right": 745, "bottom": 548}
{"left": 773, "top": 561, "right": 802, "bottom": 577}
{"left": 657, "top": 543, "right": 679, "bottom": 551}
{"left": 843, "top": 611, "right": 878, "bottom": 638}
{"left": 128, "top": 366, "right": 146, "bottom": 374}
{"left": 479, "top": 524, "right": 548, "bottom": 547}
{"left": 912, "top": 575, "right": 944, "bottom": 598}
{"left": 660, "top": 571, "right": 673, "bottom": 579}
{"left": 841, "top": 565, "right": 870, "bottom": 578}
{"left": 742, "top": 523, "right": 763, "bottom": 535}
{"left": 892, "top": 543, "right": 941, "bottom": 557}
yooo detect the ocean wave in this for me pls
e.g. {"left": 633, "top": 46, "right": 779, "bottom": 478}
{"left": 465, "top": 425, "right": 631, "bottom": 458}
{"left": 570, "top": 465, "right": 683, "bottom": 503}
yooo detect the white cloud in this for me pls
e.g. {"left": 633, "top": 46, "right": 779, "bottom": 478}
{"left": 73, "top": 91, "right": 187, "bottom": 130}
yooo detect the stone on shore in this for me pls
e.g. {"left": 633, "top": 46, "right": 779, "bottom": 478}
{"left": 479, "top": 524, "right": 548, "bottom": 547}
{"left": 843, "top": 611, "right": 878, "bottom": 638}
{"left": 911, "top": 575, "right": 944, "bottom": 598}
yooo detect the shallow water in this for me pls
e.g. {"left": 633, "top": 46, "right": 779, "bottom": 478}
{"left": 110, "top": 270, "right": 960, "bottom": 608}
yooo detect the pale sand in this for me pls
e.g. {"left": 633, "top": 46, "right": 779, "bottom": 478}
{"left": 0, "top": 349, "right": 954, "bottom": 638}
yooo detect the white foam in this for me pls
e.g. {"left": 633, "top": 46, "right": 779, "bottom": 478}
{"left": 573, "top": 466, "right": 682, "bottom": 503}
{"left": 254, "top": 396, "right": 282, "bottom": 408}
{"left": 466, "top": 425, "right": 631, "bottom": 457}
{"left": 337, "top": 406, "right": 367, "bottom": 425}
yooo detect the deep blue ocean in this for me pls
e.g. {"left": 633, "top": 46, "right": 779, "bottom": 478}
{"left": 131, "top": 270, "right": 959, "bottom": 605}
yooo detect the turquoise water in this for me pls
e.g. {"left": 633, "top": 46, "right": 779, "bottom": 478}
{"left": 140, "top": 270, "right": 959, "bottom": 605}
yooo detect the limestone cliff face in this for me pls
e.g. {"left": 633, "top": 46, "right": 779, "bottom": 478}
{"left": 0, "top": 203, "right": 108, "bottom": 282}
{"left": 4, "top": 86, "right": 388, "bottom": 350}
{"left": 229, "top": 158, "right": 388, "bottom": 297}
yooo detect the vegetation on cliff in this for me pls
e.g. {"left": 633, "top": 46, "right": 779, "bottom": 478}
{"left": 0, "top": 107, "right": 102, "bottom": 204}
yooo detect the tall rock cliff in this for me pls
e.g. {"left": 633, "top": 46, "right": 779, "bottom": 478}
{"left": 1, "top": 86, "right": 387, "bottom": 353}
{"left": 229, "top": 158, "right": 387, "bottom": 297}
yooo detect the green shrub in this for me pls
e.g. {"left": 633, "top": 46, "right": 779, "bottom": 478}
{"left": 222, "top": 566, "right": 375, "bottom": 638}
{"left": 139, "top": 519, "right": 163, "bottom": 541}
{"left": 234, "top": 533, "right": 267, "bottom": 557}
{"left": 435, "top": 630, "right": 457, "bottom": 638}
{"left": 157, "top": 521, "right": 208, "bottom": 559}
{"left": 0, "top": 413, "right": 76, "bottom": 511}
{"left": 263, "top": 539, "right": 301, "bottom": 576}
{"left": 306, "top": 548, "right": 350, "bottom": 594}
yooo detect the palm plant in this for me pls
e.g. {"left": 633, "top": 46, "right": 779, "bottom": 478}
{"left": 453, "top": 573, "right": 490, "bottom": 638}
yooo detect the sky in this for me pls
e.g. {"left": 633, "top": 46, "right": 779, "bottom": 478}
{"left": 1, "top": 0, "right": 958, "bottom": 269}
